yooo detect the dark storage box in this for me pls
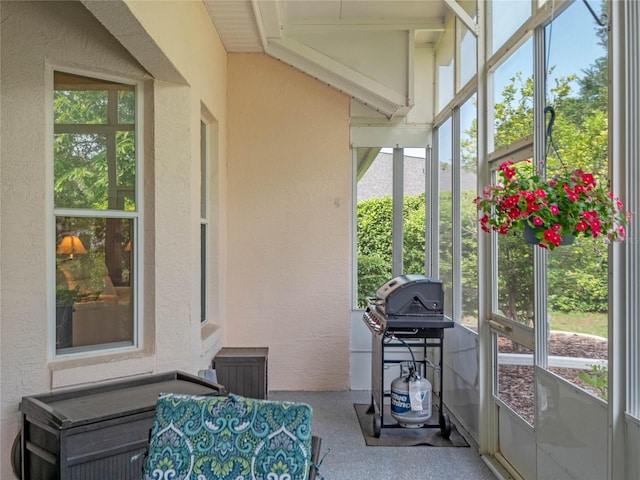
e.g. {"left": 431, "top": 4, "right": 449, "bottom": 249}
{"left": 18, "top": 371, "right": 225, "bottom": 480}
{"left": 213, "top": 347, "right": 268, "bottom": 399}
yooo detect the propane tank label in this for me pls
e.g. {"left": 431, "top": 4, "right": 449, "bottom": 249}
{"left": 409, "top": 380, "right": 424, "bottom": 411}
{"left": 391, "top": 384, "right": 427, "bottom": 414}
{"left": 391, "top": 390, "right": 414, "bottom": 414}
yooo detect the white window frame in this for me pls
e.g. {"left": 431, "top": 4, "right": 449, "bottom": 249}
{"left": 200, "top": 118, "right": 209, "bottom": 325}
{"left": 49, "top": 65, "right": 143, "bottom": 358}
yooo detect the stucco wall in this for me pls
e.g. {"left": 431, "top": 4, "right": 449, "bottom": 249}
{"left": 0, "top": 1, "right": 228, "bottom": 477}
{"left": 1, "top": 2, "right": 350, "bottom": 476}
{"left": 0, "top": 3, "right": 147, "bottom": 476}
{"left": 227, "top": 54, "right": 351, "bottom": 391}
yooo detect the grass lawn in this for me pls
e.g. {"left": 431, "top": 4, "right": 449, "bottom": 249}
{"left": 550, "top": 311, "right": 608, "bottom": 338}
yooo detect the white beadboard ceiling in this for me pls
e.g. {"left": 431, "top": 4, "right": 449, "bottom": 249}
{"left": 204, "top": 0, "right": 475, "bottom": 118}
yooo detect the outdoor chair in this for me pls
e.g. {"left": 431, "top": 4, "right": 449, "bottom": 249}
{"left": 142, "top": 392, "right": 322, "bottom": 480}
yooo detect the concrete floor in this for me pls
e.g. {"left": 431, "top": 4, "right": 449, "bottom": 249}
{"left": 270, "top": 390, "right": 499, "bottom": 480}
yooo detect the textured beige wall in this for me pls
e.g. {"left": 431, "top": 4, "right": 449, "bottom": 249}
{"left": 0, "top": 2, "right": 228, "bottom": 476}
{"left": 0, "top": 3, "right": 149, "bottom": 476}
{"left": 227, "top": 54, "right": 351, "bottom": 391}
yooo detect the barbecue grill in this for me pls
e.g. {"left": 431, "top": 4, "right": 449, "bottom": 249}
{"left": 363, "top": 274, "right": 454, "bottom": 438}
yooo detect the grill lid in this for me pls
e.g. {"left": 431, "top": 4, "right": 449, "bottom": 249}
{"left": 375, "top": 274, "right": 444, "bottom": 317}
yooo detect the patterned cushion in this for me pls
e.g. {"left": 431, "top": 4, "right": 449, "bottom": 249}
{"left": 142, "top": 392, "right": 313, "bottom": 480}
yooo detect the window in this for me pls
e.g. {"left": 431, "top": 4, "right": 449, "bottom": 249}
{"left": 54, "top": 71, "right": 138, "bottom": 354}
{"left": 542, "top": 0, "right": 610, "bottom": 398}
{"left": 437, "top": 119, "right": 454, "bottom": 318}
{"left": 486, "top": 0, "right": 611, "bottom": 401}
{"left": 200, "top": 120, "right": 208, "bottom": 324}
{"left": 460, "top": 95, "right": 479, "bottom": 328}
{"left": 491, "top": 38, "right": 534, "bottom": 151}
{"left": 355, "top": 147, "right": 427, "bottom": 307}
{"left": 459, "top": 23, "right": 477, "bottom": 89}
{"left": 490, "top": 0, "right": 531, "bottom": 54}
{"left": 437, "top": 16, "right": 455, "bottom": 112}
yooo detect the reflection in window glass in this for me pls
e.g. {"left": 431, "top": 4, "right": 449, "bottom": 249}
{"left": 496, "top": 333, "right": 534, "bottom": 425}
{"left": 492, "top": 38, "right": 533, "bottom": 151}
{"left": 438, "top": 120, "right": 453, "bottom": 317}
{"left": 54, "top": 91, "right": 108, "bottom": 124}
{"left": 116, "top": 132, "right": 136, "bottom": 187}
{"left": 118, "top": 90, "right": 135, "bottom": 124}
{"left": 54, "top": 133, "right": 107, "bottom": 209}
{"left": 55, "top": 216, "right": 134, "bottom": 352}
{"left": 543, "top": 0, "right": 609, "bottom": 400}
{"left": 460, "top": 96, "right": 478, "bottom": 328}
{"left": 54, "top": 72, "right": 136, "bottom": 211}
{"left": 491, "top": 0, "right": 531, "bottom": 54}
{"left": 53, "top": 71, "right": 138, "bottom": 355}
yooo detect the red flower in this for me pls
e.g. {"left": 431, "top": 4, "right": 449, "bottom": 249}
{"left": 581, "top": 172, "right": 596, "bottom": 186}
{"left": 501, "top": 194, "right": 520, "bottom": 209}
{"left": 527, "top": 202, "right": 541, "bottom": 213}
{"left": 543, "top": 229, "right": 562, "bottom": 247}
{"left": 499, "top": 161, "right": 517, "bottom": 179}
{"left": 508, "top": 208, "right": 522, "bottom": 219}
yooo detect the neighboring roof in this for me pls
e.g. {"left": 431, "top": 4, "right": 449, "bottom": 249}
{"left": 357, "top": 151, "right": 477, "bottom": 202}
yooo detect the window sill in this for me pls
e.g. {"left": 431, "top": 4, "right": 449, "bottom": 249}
{"left": 49, "top": 350, "right": 155, "bottom": 389}
{"left": 201, "top": 322, "right": 223, "bottom": 358}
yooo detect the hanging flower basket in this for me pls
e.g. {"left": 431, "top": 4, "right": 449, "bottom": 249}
{"left": 474, "top": 160, "right": 631, "bottom": 250}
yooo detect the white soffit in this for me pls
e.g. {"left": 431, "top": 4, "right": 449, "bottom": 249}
{"left": 205, "top": 0, "right": 264, "bottom": 52}
{"left": 205, "top": 0, "right": 450, "bottom": 118}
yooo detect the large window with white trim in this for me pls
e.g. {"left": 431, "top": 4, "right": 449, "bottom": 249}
{"left": 53, "top": 71, "right": 138, "bottom": 354}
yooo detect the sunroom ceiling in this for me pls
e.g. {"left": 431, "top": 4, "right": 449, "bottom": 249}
{"left": 204, "top": 0, "right": 457, "bottom": 118}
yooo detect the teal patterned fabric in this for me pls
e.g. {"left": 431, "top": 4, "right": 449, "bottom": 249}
{"left": 142, "top": 392, "right": 313, "bottom": 480}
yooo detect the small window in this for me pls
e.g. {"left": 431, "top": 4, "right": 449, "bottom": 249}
{"left": 200, "top": 120, "right": 208, "bottom": 324}
{"left": 490, "top": 0, "right": 531, "bottom": 54}
{"left": 54, "top": 71, "right": 138, "bottom": 354}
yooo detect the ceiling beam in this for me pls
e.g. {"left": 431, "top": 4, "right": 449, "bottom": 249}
{"left": 443, "top": 0, "right": 478, "bottom": 36}
{"left": 282, "top": 18, "right": 445, "bottom": 34}
{"left": 251, "top": 0, "right": 282, "bottom": 41}
{"left": 266, "top": 36, "right": 413, "bottom": 118}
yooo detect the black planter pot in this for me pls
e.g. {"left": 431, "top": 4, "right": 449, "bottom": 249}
{"left": 523, "top": 223, "right": 575, "bottom": 246}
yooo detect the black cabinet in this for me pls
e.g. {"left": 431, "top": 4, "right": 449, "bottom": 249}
{"left": 214, "top": 347, "right": 268, "bottom": 399}
{"left": 18, "top": 371, "right": 225, "bottom": 480}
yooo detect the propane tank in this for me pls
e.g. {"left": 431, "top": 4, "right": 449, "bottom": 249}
{"left": 390, "top": 363, "right": 432, "bottom": 428}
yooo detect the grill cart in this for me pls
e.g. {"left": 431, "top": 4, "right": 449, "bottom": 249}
{"left": 363, "top": 275, "right": 455, "bottom": 438}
